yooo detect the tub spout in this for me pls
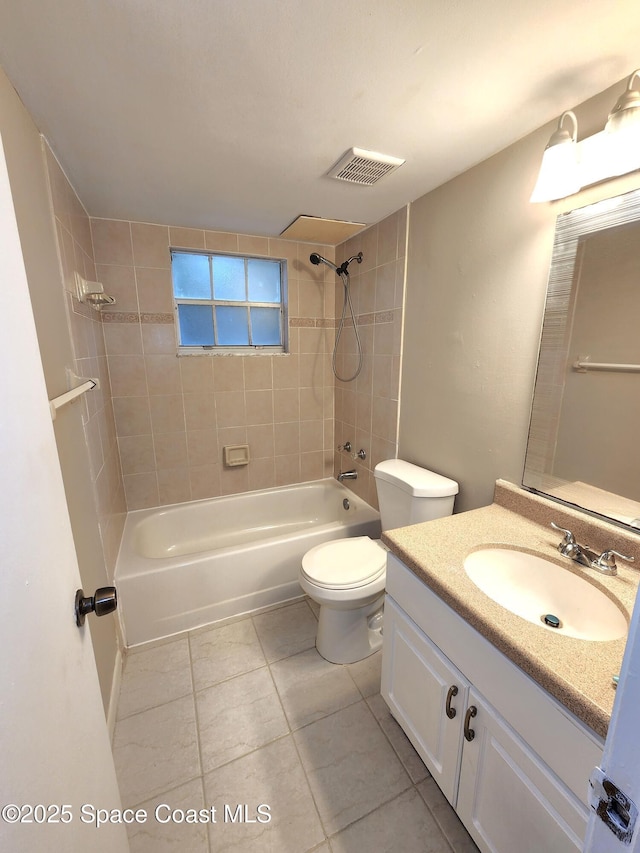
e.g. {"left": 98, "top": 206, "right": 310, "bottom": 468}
{"left": 338, "top": 470, "right": 358, "bottom": 482}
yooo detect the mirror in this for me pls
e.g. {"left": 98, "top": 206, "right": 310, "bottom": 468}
{"left": 523, "top": 187, "right": 640, "bottom": 530}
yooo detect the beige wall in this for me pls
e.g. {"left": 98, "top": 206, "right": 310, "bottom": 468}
{"left": 399, "top": 79, "right": 640, "bottom": 513}
{"left": 0, "top": 66, "right": 120, "bottom": 714}
{"left": 91, "top": 219, "right": 337, "bottom": 509}
{"left": 333, "top": 208, "right": 407, "bottom": 508}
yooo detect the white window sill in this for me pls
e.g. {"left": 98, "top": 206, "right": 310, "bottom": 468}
{"left": 177, "top": 346, "right": 288, "bottom": 357}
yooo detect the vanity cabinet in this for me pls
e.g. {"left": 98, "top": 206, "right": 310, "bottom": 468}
{"left": 381, "top": 554, "right": 604, "bottom": 853}
{"left": 382, "top": 597, "right": 469, "bottom": 804}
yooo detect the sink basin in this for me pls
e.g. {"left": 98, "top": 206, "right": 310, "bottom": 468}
{"left": 463, "top": 548, "right": 627, "bottom": 641}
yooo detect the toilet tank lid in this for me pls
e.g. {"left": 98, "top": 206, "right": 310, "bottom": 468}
{"left": 373, "top": 459, "right": 459, "bottom": 497}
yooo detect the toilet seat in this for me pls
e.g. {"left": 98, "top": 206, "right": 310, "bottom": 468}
{"left": 301, "top": 536, "right": 386, "bottom": 589}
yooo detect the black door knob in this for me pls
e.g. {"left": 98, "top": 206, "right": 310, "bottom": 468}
{"left": 75, "top": 587, "right": 117, "bottom": 627}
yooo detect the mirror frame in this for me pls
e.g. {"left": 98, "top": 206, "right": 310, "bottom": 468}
{"left": 523, "top": 186, "right": 640, "bottom": 531}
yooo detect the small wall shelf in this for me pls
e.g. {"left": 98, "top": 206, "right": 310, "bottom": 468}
{"left": 75, "top": 271, "right": 115, "bottom": 310}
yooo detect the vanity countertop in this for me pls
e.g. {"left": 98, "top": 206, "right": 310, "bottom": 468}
{"left": 381, "top": 481, "right": 640, "bottom": 740}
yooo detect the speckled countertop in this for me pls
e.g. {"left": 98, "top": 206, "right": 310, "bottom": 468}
{"left": 382, "top": 480, "right": 640, "bottom": 740}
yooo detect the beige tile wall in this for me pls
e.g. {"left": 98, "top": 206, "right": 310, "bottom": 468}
{"left": 45, "top": 146, "right": 126, "bottom": 575}
{"left": 333, "top": 208, "right": 407, "bottom": 508}
{"left": 90, "top": 218, "right": 337, "bottom": 509}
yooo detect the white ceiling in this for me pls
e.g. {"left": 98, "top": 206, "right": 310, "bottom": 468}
{"left": 1, "top": 0, "right": 640, "bottom": 239}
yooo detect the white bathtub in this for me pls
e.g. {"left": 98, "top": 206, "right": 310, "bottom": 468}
{"left": 115, "top": 478, "right": 381, "bottom": 646}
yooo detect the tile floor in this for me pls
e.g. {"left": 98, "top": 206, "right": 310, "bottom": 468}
{"left": 113, "top": 599, "right": 479, "bottom": 852}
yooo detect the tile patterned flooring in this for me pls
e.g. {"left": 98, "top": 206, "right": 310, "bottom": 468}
{"left": 113, "top": 599, "right": 479, "bottom": 852}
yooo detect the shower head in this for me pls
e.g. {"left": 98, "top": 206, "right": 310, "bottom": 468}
{"left": 309, "top": 252, "right": 338, "bottom": 272}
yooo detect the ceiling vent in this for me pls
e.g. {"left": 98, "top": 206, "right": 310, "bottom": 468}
{"left": 327, "top": 147, "right": 405, "bottom": 186}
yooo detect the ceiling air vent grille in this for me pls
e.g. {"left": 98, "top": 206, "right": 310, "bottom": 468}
{"left": 327, "top": 148, "right": 405, "bottom": 186}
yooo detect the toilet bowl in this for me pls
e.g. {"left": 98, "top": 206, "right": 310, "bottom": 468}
{"left": 300, "top": 536, "right": 387, "bottom": 664}
{"left": 300, "top": 459, "right": 459, "bottom": 664}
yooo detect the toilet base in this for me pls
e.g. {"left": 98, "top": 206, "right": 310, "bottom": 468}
{"left": 315, "top": 594, "right": 385, "bottom": 664}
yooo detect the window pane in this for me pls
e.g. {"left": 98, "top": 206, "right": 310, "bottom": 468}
{"left": 250, "top": 307, "right": 281, "bottom": 345}
{"left": 216, "top": 306, "right": 249, "bottom": 345}
{"left": 212, "top": 256, "right": 245, "bottom": 301}
{"left": 172, "top": 253, "right": 211, "bottom": 299}
{"left": 248, "top": 259, "right": 281, "bottom": 303}
{"left": 177, "top": 304, "right": 214, "bottom": 346}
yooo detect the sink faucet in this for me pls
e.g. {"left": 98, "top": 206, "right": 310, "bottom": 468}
{"left": 337, "top": 469, "right": 357, "bottom": 482}
{"left": 550, "top": 522, "right": 634, "bottom": 576}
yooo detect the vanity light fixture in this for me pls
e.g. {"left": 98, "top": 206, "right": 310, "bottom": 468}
{"left": 529, "top": 111, "right": 580, "bottom": 202}
{"left": 530, "top": 69, "right": 640, "bottom": 202}
{"left": 604, "top": 69, "right": 640, "bottom": 177}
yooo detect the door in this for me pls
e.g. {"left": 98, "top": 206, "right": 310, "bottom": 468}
{"left": 0, "top": 132, "right": 128, "bottom": 852}
{"left": 381, "top": 596, "right": 468, "bottom": 805}
{"left": 584, "top": 581, "right": 640, "bottom": 852}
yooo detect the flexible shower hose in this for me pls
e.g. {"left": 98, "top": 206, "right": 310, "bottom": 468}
{"left": 332, "top": 271, "right": 363, "bottom": 382}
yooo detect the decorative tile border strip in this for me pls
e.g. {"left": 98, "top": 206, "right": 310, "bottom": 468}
{"left": 101, "top": 310, "right": 397, "bottom": 327}
{"left": 141, "top": 312, "right": 174, "bottom": 324}
{"left": 101, "top": 311, "right": 140, "bottom": 324}
{"left": 102, "top": 311, "right": 175, "bottom": 324}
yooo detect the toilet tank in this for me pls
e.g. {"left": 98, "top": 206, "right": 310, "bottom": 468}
{"left": 373, "top": 459, "right": 458, "bottom": 531}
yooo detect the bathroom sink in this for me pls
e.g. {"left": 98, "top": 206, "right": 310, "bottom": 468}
{"left": 463, "top": 548, "right": 627, "bottom": 641}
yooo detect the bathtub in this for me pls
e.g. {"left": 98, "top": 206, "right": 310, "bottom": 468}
{"left": 115, "top": 478, "right": 381, "bottom": 646}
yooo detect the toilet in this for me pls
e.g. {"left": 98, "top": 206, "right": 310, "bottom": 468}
{"left": 299, "top": 459, "right": 459, "bottom": 664}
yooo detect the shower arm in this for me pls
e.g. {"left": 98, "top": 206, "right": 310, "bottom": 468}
{"left": 336, "top": 252, "right": 363, "bottom": 276}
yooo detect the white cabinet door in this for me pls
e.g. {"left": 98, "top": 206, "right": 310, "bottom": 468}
{"left": 457, "top": 689, "right": 588, "bottom": 853}
{"left": 381, "top": 597, "right": 469, "bottom": 805}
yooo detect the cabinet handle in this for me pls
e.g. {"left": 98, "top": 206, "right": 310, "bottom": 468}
{"left": 445, "top": 685, "right": 458, "bottom": 719}
{"left": 464, "top": 705, "right": 477, "bottom": 741}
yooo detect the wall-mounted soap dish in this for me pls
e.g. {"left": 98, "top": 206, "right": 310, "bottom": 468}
{"left": 75, "top": 272, "right": 116, "bottom": 310}
{"left": 224, "top": 444, "right": 250, "bottom": 467}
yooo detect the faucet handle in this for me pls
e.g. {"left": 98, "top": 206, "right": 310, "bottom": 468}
{"left": 550, "top": 522, "right": 576, "bottom": 545}
{"left": 597, "top": 549, "right": 635, "bottom": 571}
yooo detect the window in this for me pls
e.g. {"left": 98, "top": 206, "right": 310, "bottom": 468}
{"left": 171, "top": 249, "right": 287, "bottom": 353}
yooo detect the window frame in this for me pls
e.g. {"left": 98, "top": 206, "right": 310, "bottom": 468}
{"left": 171, "top": 248, "right": 288, "bottom": 355}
